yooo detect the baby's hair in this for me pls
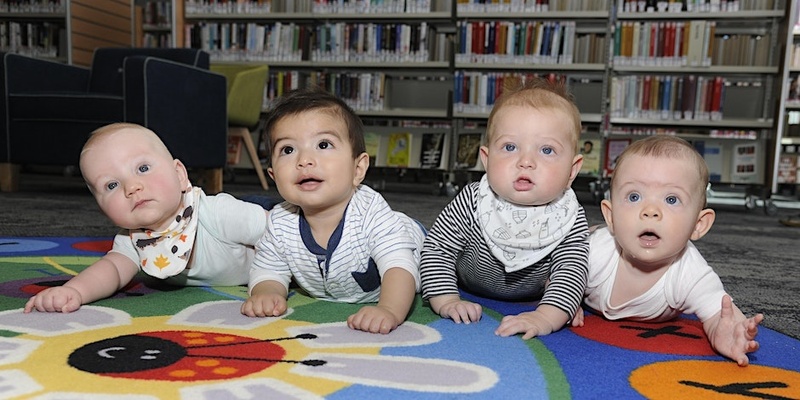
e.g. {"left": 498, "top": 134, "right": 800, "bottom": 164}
{"left": 612, "top": 135, "right": 709, "bottom": 206}
{"left": 83, "top": 122, "right": 172, "bottom": 159}
{"left": 263, "top": 86, "right": 366, "bottom": 167}
{"left": 485, "top": 76, "right": 582, "bottom": 148}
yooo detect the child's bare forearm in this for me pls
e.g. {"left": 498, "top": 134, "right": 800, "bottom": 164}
{"left": 376, "top": 268, "right": 416, "bottom": 323}
{"left": 250, "top": 280, "right": 289, "bottom": 298}
{"left": 65, "top": 252, "right": 138, "bottom": 304}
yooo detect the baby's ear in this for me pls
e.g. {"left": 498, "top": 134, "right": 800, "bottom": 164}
{"left": 600, "top": 199, "right": 614, "bottom": 234}
{"left": 691, "top": 208, "right": 716, "bottom": 241}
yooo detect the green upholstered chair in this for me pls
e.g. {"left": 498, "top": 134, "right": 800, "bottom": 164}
{"left": 211, "top": 64, "right": 270, "bottom": 190}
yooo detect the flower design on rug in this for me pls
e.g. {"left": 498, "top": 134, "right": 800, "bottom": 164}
{"left": 0, "top": 300, "right": 499, "bottom": 399}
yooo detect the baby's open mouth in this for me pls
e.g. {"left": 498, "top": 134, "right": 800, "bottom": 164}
{"left": 299, "top": 178, "right": 322, "bottom": 185}
{"left": 639, "top": 231, "right": 660, "bottom": 240}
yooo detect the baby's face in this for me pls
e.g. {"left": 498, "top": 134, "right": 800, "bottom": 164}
{"left": 479, "top": 105, "right": 581, "bottom": 206}
{"left": 606, "top": 154, "right": 706, "bottom": 269}
{"left": 267, "top": 111, "right": 365, "bottom": 215}
{"left": 81, "top": 128, "right": 187, "bottom": 232}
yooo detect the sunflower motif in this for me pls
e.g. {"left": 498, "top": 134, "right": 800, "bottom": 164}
{"left": 0, "top": 300, "right": 501, "bottom": 399}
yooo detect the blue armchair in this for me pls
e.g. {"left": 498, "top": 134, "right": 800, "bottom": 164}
{"left": 0, "top": 48, "right": 228, "bottom": 193}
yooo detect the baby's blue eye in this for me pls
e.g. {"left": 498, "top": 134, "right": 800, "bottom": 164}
{"left": 138, "top": 164, "right": 150, "bottom": 173}
{"left": 542, "top": 147, "right": 554, "bottom": 155}
{"left": 666, "top": 195, "right": 679, "bottom": 205}
{"left": 627, "top": 192, "right": 640, "bottom": 202}
{"left": 503, "top": 143, "right": 516, "bottom": 152}
{"left": 106, "top": 182, "right": 118, "bottom": 191}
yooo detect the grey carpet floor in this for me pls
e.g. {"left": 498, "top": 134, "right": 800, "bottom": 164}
{"left": 1, "top": 170, "right": 798, "bottom": 340}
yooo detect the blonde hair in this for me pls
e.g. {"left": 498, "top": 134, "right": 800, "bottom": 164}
{"left": 612, "top": 135, "right": 709, "bottom": 206}
{"left": 486, "top": 77, "right": 582, "bottom": 148}
{"left": 82, "top": 123, "right": 173, "bottom": 159}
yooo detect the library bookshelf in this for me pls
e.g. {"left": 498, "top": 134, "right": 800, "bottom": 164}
{"left": 0, "top": 0, "right": 71, "bottom": 63}
{"left": 174, "top": 0, "right": 791, "bottom": 208}
{"left": 135, "top": 0, "right": 180, "bottom": 48}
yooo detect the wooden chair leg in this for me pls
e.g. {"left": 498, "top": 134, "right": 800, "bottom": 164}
{"left": 0, "top": 163, "right": 20, "bottom": 192}
{"left": 231, "top": 127, "right": 269, "bottom": 190}
{"left": 200, "top": 168, "right": 223, "bottom": 194}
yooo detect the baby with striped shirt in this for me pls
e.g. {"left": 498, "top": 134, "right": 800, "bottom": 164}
{"left": 420, "top": 77, "right": 590, "bottom": 339}
{"left": 241, "top": 87, "right": 425, "bottom": 335}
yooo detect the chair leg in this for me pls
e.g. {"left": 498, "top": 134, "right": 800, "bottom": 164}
{"left": 199, "top": 168, "right": 223, "bottom": 194}
{"left": 231, "top": 127, "right": 269, "bottom": 190}
{"left": 0, "top": 163, "right": 20, "bottom": 192}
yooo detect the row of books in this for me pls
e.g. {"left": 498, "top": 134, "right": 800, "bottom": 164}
{"left": 609, "top": 126, "right": 758, "bottom": 138}
{"left": 617, "top": 0, "right": 776, "bottom": 13}
{"left": 612, "top": 20, "right": 713, "bottom": 67}
{"left": 265, "top": 70, "right": 301, "bottom": 109}
{"left": 0, "top": 21, "right": 63, "bottom": 58}
{"left": 186, "top": 22, "right": 448, "bottom": 63}
{"left": 455, "top": 0, "right": 609, "bottom": 12}
{"left": 454, "top": 71, "right": 567, "bottom": 113}
{"left": 142, "top": 1, "right": 172, "bottom": 28}
{"left": 310, "top": 22, "right": 432, "bottom": 63}
{"left": 142, "top": 32, "right": 173, "bottom": 49}
{"left": 1, "top": 0, "right": 64, "bottom": 13}
{"left": 186, "top": 0, "right": 436, "bottom": 14}
{"left": 609, "top": 74, "right": 727, "bottom": 121}
{"left": 312, "top": 0, "right": 434, "bottom": 13}
{"left": 614, "top": 20, "right": 771, "bottom": 67}
{"left": 456, "top": 20, "right": 582, "bottom": 65}
{"left": 186, "top": 22, "right": 305, "bottom": 61}
{"left": 789, "top": 44, "right": 800, "bottom": 69}
{"left": 312, "top": 71, "right": 386, "bottom": 112}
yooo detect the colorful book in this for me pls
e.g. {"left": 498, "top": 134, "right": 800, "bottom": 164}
{"left": 420, "top": 133, "right": 446, "bottom": 169}
{"left": 456, "top": 133, "right": 482, "bottom": 169}
{"left": 386, "top": 132, "right": 411, "bottom": 167}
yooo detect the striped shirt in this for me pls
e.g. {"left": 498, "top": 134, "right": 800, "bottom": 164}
{"left": 420, "top": 182, "right": 590, "bottom": 319}
{"left": 250, "top": 185, "right": 424, "bottom": 303}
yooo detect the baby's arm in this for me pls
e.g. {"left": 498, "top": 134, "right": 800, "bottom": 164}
{"left": 347, "top": 268, "right": 416, "bottom": 334}
{"left": 241, "top": 280, "right": 288, "bottom": 318}
{"left": 703, "top": 295, "right": 763, "bottom": 366}
{"left": 429, "top": 294, "right": 482, "bottom": 324}
{"left": 24, "top": 252, "right": 138, "bottom": 313}
{"left": 495, "top": 304, "right": 569, "bottom": 339}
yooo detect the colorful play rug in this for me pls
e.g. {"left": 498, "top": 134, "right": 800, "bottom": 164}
{"left": 1, "top": 237, "right": 799, "bottom": 399}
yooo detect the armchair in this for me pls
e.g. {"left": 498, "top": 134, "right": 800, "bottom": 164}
{"left": 0, "top": 48, "right": 228, "bottom": 193}
{"left": 210, "top": 64, "right": 270, "bottom": 190}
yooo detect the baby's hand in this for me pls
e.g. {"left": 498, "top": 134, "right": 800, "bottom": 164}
{"left": 496, "top": 308, "right": 561, "bottom": 340}
{"left": 241, "top": 293, "right": 287, "bottom": 318}
{"left": 437, "top": 299, "right": 482, "bottom": 324}
{"left": 571, "top": 306, "right": 585, "bottom": 327}
{"left": 347, "top": 305, "right": 400, "bottom": 334}
{"left": 24, "top": 286, "right": 82, "bottom": 313}
{"left": 710, "top": 295, "right": 763, "bottom": 366}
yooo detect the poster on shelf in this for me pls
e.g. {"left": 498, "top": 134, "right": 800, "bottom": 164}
{"left": 386, "top": 132, "right": 411, "bottom": 167}
{"left": 777, "top": 155, "right": 798, "bottom": 184}
{"left": 696, "top": 141, "right": 724, "bottom": 183}
{"left": 420, "top": 133, "right": 445, "bottom": 169}
{"left": 226, "top": 135, "right": 242, "bottom": 165}
{"left": 456, "top": 133, "right": 482, "bottom": 169}
{"left": 578, "top": 139, "right": 602, "bottom": 176}
{"left": 731, "top": 142, "right": 759, "bottom": 183}
{"left": 604, "top": 138, "right": 630, "bottom": 175}
{"left": 364, "top": 132, "right": 380, "bottom": 160}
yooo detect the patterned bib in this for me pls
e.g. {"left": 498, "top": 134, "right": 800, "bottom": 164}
{"left": 476, "top": 175, "right": 579, "bottom": 273}
{"left": 131, "top": 187, "right": 201, "bottom": 279}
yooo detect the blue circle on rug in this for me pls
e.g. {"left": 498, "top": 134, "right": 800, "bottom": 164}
{"left": 0, "top": 239, "right": 59, "bottom": 254}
